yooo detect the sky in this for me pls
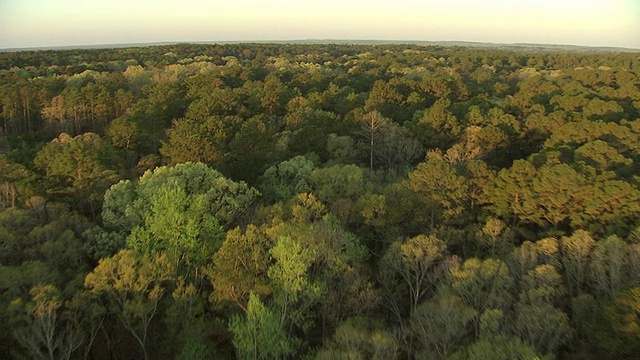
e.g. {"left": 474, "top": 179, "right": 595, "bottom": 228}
{"left": 0, "top": 0, "right": 639, "bottom": 49}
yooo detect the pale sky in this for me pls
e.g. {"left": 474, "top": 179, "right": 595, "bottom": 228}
{"left": 0, "top": 0, "right": 639, "bottom": 49}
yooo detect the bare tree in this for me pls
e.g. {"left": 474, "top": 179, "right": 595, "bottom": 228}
{"left": 360, "top": 111, "right": 384, "bottom": 171}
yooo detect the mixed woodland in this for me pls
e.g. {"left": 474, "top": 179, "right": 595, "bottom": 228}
{"left": 1, "top": 43, "right": 640, "bottom": 359}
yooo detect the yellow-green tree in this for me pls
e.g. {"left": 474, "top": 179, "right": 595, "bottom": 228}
{"left": 84, "top": 250, "right": 173, "bottom": 360}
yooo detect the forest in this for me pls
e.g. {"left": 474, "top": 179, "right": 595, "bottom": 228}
{"left": 1, "top": 43, "right": 640, "bottom": 359}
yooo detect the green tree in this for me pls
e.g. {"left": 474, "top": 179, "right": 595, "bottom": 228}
{"left": 103, "top": 162, "right": 259, "bottom": 280}
{"left": 378, "top": 234, "right": 450, "bottom": 357}
{"left": 512, "top": 247, "right": 572, "bottom": 355}
{"left": 103, "top": 162, "right": 258, "bottom": 234}
{"left": 512, "top": 303, "right": 572, "bottom": 356}
{"left": 284, "top": 107, "right": 340, "bottom": 161}
{"left": 379, "top": 235, "right": 448, "bottom": 322}
{"left": 266, "top": 207, "right": 376, "bottom": 343}
{"left": 560, "top": 230, "right": 596, "bottom": 297}
{"left": 259, "top": 156, "right": 315, "bottom": 203}
{"left": 370, "top": 120, "right": 424, "bottom": 173}
{"left": 606, "top": 287, "right": 640, "bottom": 347}
{"left": 268, "top": 235, "right": 322, "bottom": 335}
{"left": 164, "top": 278, "right": 214, "bottom": 359}
{"left": 412, "top": 98, "right": 461, "bottom": 149}
{"left": 223, "top": 115, "right": 281, "bottom": 182}
{"left": 160, "top": 116, "right": 235, "bottom": 166}
{"left": 33, "top": 132, "right": 121, "bottom": 218}
{"left": 0, "top": 154, "right": 37, "bottom": 209}
{"left": 84, "top": 249, "right": 173, "bottom": 360}
{"left": 307, "top": 164, "right": 371, "bottom": 224}
{"left": 510, "top": 238, "right": 560, "bottom": 283}
{"left": 450, "top": 309, "right": 546, "bottom": 360}
{"left": 315, "top": 317, "right": 398, "bottom": 360}
{"left": 573, "top": 177, "right": 640, "bottom": 235}
{"left": 364, "top": 79, "right": 404, "bottom": 120}
{"left": 447, "top": 258, "right": 514, "bottom": 316}
{"left": 411, "top": 294, "right": 476, "bottom": 359}
{"left": 208, "top": 225, "right": 273, "bottom": 311}
{"left": 229, "top": 292, "right": 292, "bottom": 360}
{"left": 405, "top": 152, "right": 469, "bottom": 229}
{"left": 12, "top": 284, "right": 83, "bottom": 360}
{"left": 519, "top": 264, "right": 566, "bottom": 305}
{"left": 310, "top": 164, "right": 369, "bottom": 204}
{"left": 574, "top": 140, "right": 632, "bottom": 173}
{"left": 127, "top": 184, "right": 224, "bottom": 273}
{"left": 589, "top": 235, "right": 631, "bottom": 301}
{"left": 326, "top": 134, "right": 357, "bottom": 166}
{"left": 105, "top": 117, "right": 141, "bottom": 151}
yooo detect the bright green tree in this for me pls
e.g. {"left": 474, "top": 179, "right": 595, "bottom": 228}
{"left": 103, "top": 162, "right": 258, "bottom": 234}
{"left": 229, "top": 292, "right": 292, "bottom": 360}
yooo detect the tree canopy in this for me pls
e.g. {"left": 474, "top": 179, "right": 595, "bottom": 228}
{"left": 1, "top": 42, "right": 639, "bottom": 359}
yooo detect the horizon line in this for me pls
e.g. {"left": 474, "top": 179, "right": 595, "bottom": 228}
{"left": 2, "top": 39, "right": 639, "bottom": 53}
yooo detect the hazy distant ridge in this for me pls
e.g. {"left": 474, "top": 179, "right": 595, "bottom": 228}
{"left": 1, "top": 40, "right": 638, "bottom": 53}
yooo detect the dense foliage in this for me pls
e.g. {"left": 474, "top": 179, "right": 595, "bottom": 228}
{"left": 1, "top": 43, "right": 640, "bottom": 359}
